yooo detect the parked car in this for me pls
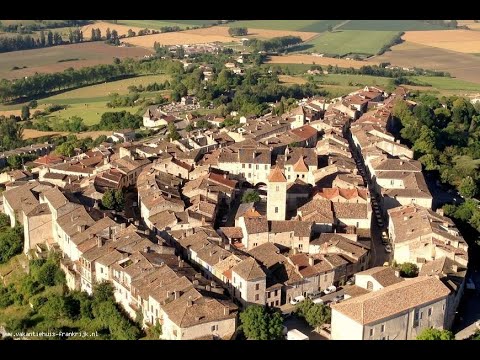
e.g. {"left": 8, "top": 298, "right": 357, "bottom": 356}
{"left": 323, "top": 285, "right": 337, "bottom": 295}
{"left": 313, "top": 298, "right": 324, "bottom": 305}
{"left": 385, "top": 244, "right": 392, "bottom": 253}
{"left": 307, "top": 290, "right": 322, "bottom": 299}
{"left": 332, "top": 294, "right": 344, "bottom": 303}
{"left": 290, "top": 295, "right": 305, "bottom": 305}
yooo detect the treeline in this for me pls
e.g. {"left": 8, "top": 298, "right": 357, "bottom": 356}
{"left": 422, "top": 20, "right": 458, "bottom": 28}
{"left": 245, "top": 36, "right": 303, "bottom": 53}
{"left": 0, "top": 57, "right": 183, "bottom": 103}
{"left": 0, "top": 20, "right": 91, "bottom": 33}
{"left": 0, "top": 31, "right": 64, "bottom": 53}
{"left": 377, "top": 32, "right": 404, "bottom": 55}
{"left": 91, "top": 111, "right": 143, "bottom": 131}
{"left": 228, "top": 27, "right": 248, "bottom": 36}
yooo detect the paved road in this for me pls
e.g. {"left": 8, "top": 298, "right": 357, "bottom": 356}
{"left": 284, "top": 315, "right": 328, "bottom": 340}
{"left": 453, "top": 271, "right": 480, "bottom": 339}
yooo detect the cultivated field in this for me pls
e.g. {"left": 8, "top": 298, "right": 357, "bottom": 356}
{"left": 338, "top": 20, "right": 450, "bottom": 31}
{"left": 81, "top": 22, "right": 146, "bottom": 40}
{"left": 402, "top": 30, "right": 480, "bottom": 53}
{"left": 266, "top": 54, "right": 379, "bottom": 68}
{"left": 180, "top": 26, "right": 318, "bottom": 42}
{"left": 224, "top": 20, "right": 346, "bottom": 33}
{"left": 114, "top": 20, "right": 218, "bottom": 30}
{"left": 303, "top": 30, "right": 399, "bottom": 56}
{"left": 278, "top": 75, "right": 307, "bottom": 85}
{"left": 22, "top": 129, "right": 113, "bottom": 140}
{"left": 0, "top": 42, "right": 153, "bottom": 80}
{"left": 375, "top": 41, "right": 480, "bottom": 84}
{"left": 123, "top": 29, "right": 234, "bottom": 47}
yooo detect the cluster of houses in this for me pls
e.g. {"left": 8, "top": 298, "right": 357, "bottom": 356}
{"left": 0, "top": 84, "right": 469, "bottom": 340}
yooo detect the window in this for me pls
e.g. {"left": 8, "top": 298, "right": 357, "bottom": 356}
{"left": 428, "top": 308, "right": 432, "bottom": 317}
{"left": 356, "top": 222, "right": 359, "bottom": 228}
{"left": 265, "top": 165, "right": 268, "bottom": 170}
{"left": 275, "top": 207, "right": 279, "bottom": 214}
{"left": 100, "top": 267, "right": 103, "bottom": 274}
{"left": 239, "top": 282, "right": 243, "bottom": 289}
{"left": 256, "top": 283, "right": 260, "bottom": 291}
{"left": 173, "top": 329, "right": 177, "bottom": 337}
{"left": 275, "top": 290, "right": 278, "bottom": 297}
{"left": 268, "top": 292, "right": 271, "bottom": 299}
{"left": 256, "top": 165, "right": 259, "bottom": 170}
{"left": 324, "top": 274, "right": 328, "bottom": 281}
{"left": 442, "top": 304, "right": 446, "bottom": 311}
{"left": 370, "top": 329, "right": 374, "bottom": 337}
{"left": 381, "top": 325, "right": 385, "bottom": 333}
{"left": 288, "top": 175, "right": 291, "bottom": 180}
{"left": 255, "top": 294, "right": 259, "bottom": 301}
{"left": 248, "top": 164, "right": 252, "bottom": 169}
{"left": 242, "top": 164, "right": 245, "bottom": 168}
{"left": 233, "top": 276, "right": 236, "bottom": 284}
{"left": 367, "top": 281, "right": 373, "bottom": 290}
{"left": 302, "top": 174, "right": 305, "bottom": 179}
{"left": 299, "top": 243, "right": 303, "bottom": 250}
{"left": 156, "top": 309, "right": 158, "bottom": 317}
{"left": 253, "top": 243, "right": 257, "bottom": 247}
{"left": 211, "top": 325, "right": 218, "bottom": 331}
{"left": 390, "top": 180, "right": 394, "bottom": 186}
{"left": 248, "top": 173, "right": 251, "bottom": 178}
{"left": 276, "top": 185, "right": 279, "bottom": 191}
{"left": 276, "top": 300, "right": 279, "bottom": 306}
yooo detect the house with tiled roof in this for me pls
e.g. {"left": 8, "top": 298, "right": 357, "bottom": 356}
{"left": 353, "top": 266, "right": 404, "bottom": 292}
{"left": 331, "top": 276, "right": 452, "bottom": 340}
{"left": 388, "top": 205, "right": 468, "bottom": 268}
{"left": 231, "top": 257, "right": 267, "bottom": 306}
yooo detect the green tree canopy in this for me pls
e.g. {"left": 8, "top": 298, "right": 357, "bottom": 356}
{"left": 239, "top": 305, "right": 284, "bottom": 340}
{"left": 241, "top": 190, "right": 261, "bottom": 203}
{"left": 417, "top": 328, "right": 454, "bottom": 340}
{"left": 398, "top": 262, "right": 419, "bottom": 278}
{"left": 459, "top": 176, "right": 478, "bottom": 199}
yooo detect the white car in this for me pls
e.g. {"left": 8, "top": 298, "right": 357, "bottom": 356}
{"left": 290, "top": 295, "right": 305, "bottom": 305}
{"left": 323, "top": 285, "right": 337, "bottom": 295}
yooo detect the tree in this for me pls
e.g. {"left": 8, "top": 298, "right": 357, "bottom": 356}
{"left": 21, "top": 105, "right": 30, "bottom": 120}
{"left": 55, "top": 142, "right": 75, "bottom": 157}
{"left": 40, "top": 30, "right": 46, "bottom": 47}
{"left": 296, "top": 298, "right": 331, "bottom": 327}
{"left": 114, "top": 190, "right": 125, "bottom": 211}
{"left": 37, "top": 262, "right": 59, "bottom": 286}
{"left": 417, "top": 328, "right": 454, "bottom": 340}
{"left": 459, "top": 176, "right": 478, "bottom": 199}
{"left": 106, "top": 28, "right": 111, "bottom": 40}
{"left": 0, "top": 226, "right": 23, "bottom": 264}
{"left": 228, "top": 27, "right": 248, "bottom": 37}
{"left": 241, "top": 190, "right": 261, "bottom": 203}
{"left": 47, "top": 31, "right": 53, "bottom": 46}
{"left": 327, "top": 25, "right": 333, "bottom": 32}
{"left": 239, "top": 305, "right": 284, "bottom": 340}
{"left": 167, "top": 122, "right": 180, "bottom": 141}
{"left": 127, "top": 29, "right": 136, "bottom": 37}
{"left": 102, "top": 189, "right": 116, "bottom": 210}
{"left": 93, "top": 282, "right": 115, "bottom": 303}
{"left": 398, "top": 262, "right": 419, "bottom": 278}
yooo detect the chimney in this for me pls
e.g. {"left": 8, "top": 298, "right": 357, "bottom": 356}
{"left": 399, "top": 161, "right": 403, "bottom": 165}
{"left": 144, "top": 246, "right": 150, "bottom": 253}
{"left": 144, "top": 229, "right": 150, "bottom": 236}
{"left": 193, "top": 279, "right": 199, "bottom": 285}
{"left": 97, "top": 237, "right": 103, "bottom": 248}
{"left": 174, "top": 290, "right": 181, "bottom": 299}
{"left": 225, "top": 243, "right": 231, "bottom": 251}
{"left": 210, "top": 281, "right": 215, "bottom": 288}
{"left": 403, "top": 216, "right": 409, "bottom": 221}
{"left": 308, "top": 257, "right": 314, "bottom": 266}
{"left": 77, "top": 224, "right": 86, "bottom": 232}
{"left": 187, "top": 297, "right": 193, "bottom": 307}
{"left": 223, "top": 173, "right": 227, "bottom": 179}
{"left": 206, "top": 285, "right": 211, "bottom": 291}
{"left": 436, "top": 208, "right": 444, "bottom": 216}
{"left": 223, "top": 306, "right": 229, "bottom": 316}
{"left": 179, "top": 260, "right": 184, "bottom": 268}
{"left": 120, "top": 223, "right": 126, "bottom": 229}
{"left": 353, "top": 168, "right": 358, "bottom": 175}
{"left": 452, "top": 264, "right": 458, "bottom": 273}
{"left": 394, "top": 270, "right": 400, "bottom": 278}
{"left": 443, "top": 221, "right": 449, "bottom": 228}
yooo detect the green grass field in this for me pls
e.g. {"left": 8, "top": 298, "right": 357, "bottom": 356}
{"left": 303, "top": 30, "right": 399, "bottom": 56}
{"left": 225, "top": 20, "right": 346, "bottom": 32}
{"left": 338, "top": 20, "right": 451, "bottom": 31}
{"left": 47, "top": 74, "right": 169, "bottom": 100}
{"left": 408, "top": 76, "right": 480, "bottom": 92}
{"left": 0, "top": 74, "right": 171, "bottom": 126}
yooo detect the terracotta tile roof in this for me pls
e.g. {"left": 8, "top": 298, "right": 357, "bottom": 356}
{"left": 267, "top": 166, "right": 287, "bottom": 183}
{"left": 232, "top": 257, "right": 266, "bottom": 281}
{"left": 243, "top": 217, "right": 268, "bottom": 234}
{"left": 292, "top": 156, "right": 309, "bottom": 172}
{"left": 248, "top": 243, "right": 285, "bottom": 269}
{"left": 355, "top": 266, "right": 404, "bottom": 287}
{"left": 219, "top": 227, "right": 243, "bottom": 239}
{"left": 333, "top": 202, "right": 368, "bottom": 220}
{"left": 332, "top": 276, "right": 451, "bottom": 325}
{"left": 290, "top": 125, "right": 317, "bottom": 141}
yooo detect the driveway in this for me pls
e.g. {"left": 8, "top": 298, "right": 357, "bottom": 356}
{"left": 283, "top": 315, "right": 328, "bottom": 340}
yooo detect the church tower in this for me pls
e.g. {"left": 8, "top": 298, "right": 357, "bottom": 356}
{"left": 267, "top": 166, "right": 287, "bottom": 221}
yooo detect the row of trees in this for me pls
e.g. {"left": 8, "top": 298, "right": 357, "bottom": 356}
{"left": 0, "top": 57, "right": 183, "bottom": 103}
{"left": 0, "top": 20, "right": 91, "bottom": 33}
{"left": 0, "top": 31, "right": 64, "bottom": 53}
{"left": 246, "top": 36, "right": 303, "bottom": 53}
